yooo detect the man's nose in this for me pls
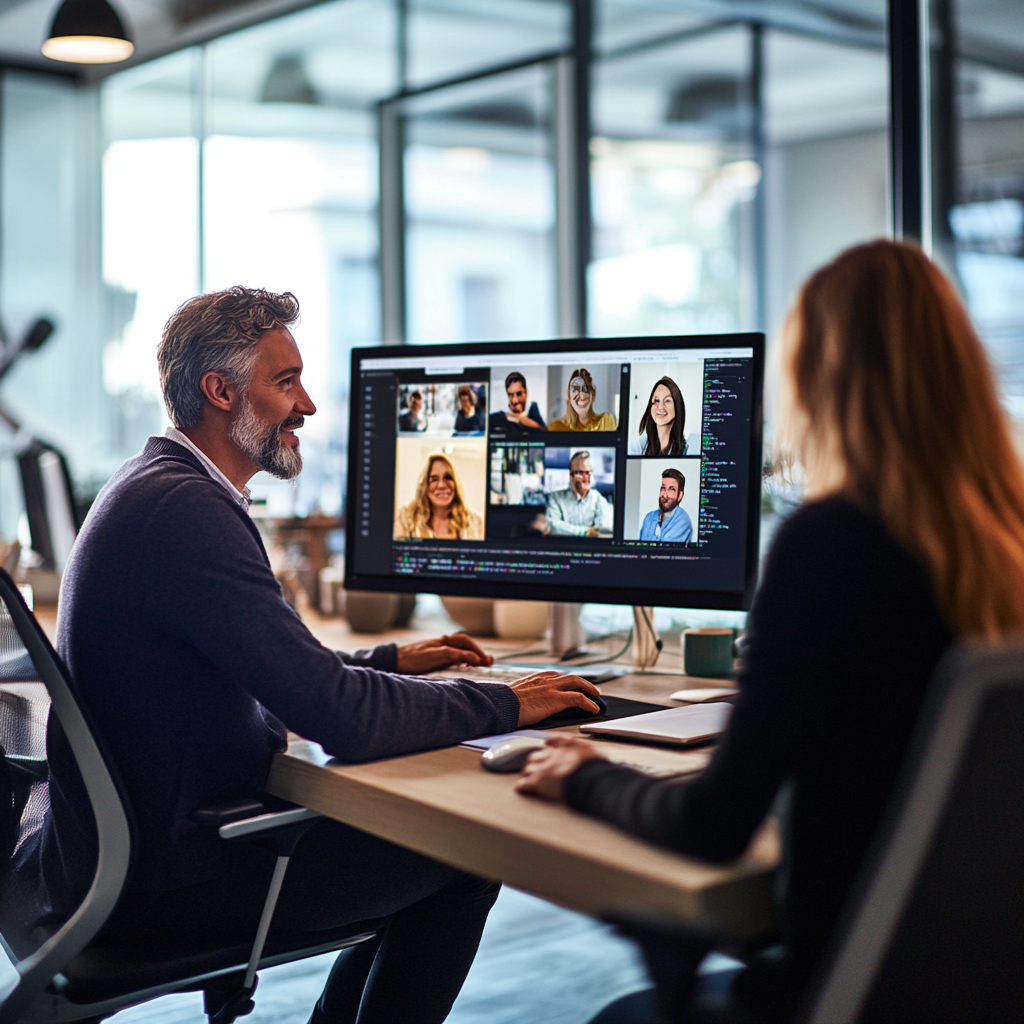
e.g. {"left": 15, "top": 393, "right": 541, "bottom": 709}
{"left": 296, "top": 383, "right": 317, "bottom": 416}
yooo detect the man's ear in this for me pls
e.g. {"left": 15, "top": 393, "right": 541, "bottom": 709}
{"left": 199, "top": 370, "right": 237, "bottom": 415}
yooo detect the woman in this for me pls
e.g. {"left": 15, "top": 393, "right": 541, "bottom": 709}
{"left": 394, "top": 453, "right": 484, "bottom": 540}
{"left": 628, "top": 376, "right": 690, "bottom": 455}
{"left": 453, "top": 384, "right": 485, "bottom": 435}
{"left": 548, "top": 368, "right": 617, "bottom": 432}
{"left": 517, "top": 241, "right": 1024, "bottom": 1020}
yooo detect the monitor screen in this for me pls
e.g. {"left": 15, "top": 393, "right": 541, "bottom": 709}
{"left": 345, "top": 333, "right": 764, "bottom": 609}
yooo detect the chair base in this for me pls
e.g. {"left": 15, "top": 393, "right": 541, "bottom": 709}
{"left": 20, "top": 920, "right": 383, "bottom": 1024}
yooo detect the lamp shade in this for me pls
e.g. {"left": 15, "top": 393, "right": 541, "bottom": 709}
{"left": 42, "top": 0, "right": 134, "bottom": 64}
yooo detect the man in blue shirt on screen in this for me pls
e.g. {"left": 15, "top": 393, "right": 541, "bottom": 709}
{"left": 638, "top": 468, "right": 693, "bottom": 543}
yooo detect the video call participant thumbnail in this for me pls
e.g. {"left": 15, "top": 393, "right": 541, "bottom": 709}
{"left": 394, "top": 452, "right": 484, "bottom": 540}
{"left": 400, "top": 389, "right": 425, "bottom": 432}
{"left": 489, "top": 371, "right": 547, "bottom": 436}
{"left": 629, "top": 376, "right": 690, "bottom": 456}
{"left": 548, "top": 368, "right": 617, "bottom": 433}
{"left": 638, "top": 467, "right": 692, "bottom": 543}
{"left": 454, "top": 384, "right": 486, "bottom": 435}
{"left": 546, "top": 450, "right": 612, "bottom": 537}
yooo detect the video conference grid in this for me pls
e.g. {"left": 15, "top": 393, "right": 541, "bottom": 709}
{"left": 351, "top": 347, "right": 755, "bottom": 596}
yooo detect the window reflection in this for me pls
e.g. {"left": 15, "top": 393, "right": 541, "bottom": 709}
{"left": 936, "top": 0, "right": 1024, "bottom": 422}
{"left": 404, "top": 64, "right": 557, "bottom": 343}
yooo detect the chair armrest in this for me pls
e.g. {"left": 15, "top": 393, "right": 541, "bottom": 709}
{"left": 190, "top": 799, "right": 268, "bottom": 827}
{"left": 6, "top": 755, "right": 48, "bottom": 782}
{"left": 218, "top": 806, "right": 322, "bottom": 841}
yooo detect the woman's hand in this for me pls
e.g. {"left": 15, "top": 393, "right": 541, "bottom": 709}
{"left": 396, "top": 633, "right": 493, "bottom": 673}
{"left": 514, "top": 734, "right": 606, "bottom": 802}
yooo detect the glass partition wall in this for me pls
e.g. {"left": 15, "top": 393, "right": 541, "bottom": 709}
{"left": 3, "top": 0, "right": 1021, "bottom": 544}
{"left": 931, "top": 0, "right": 1024, "bottom": 424}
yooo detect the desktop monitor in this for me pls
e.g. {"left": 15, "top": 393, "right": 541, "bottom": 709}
{"left": 345, "top": 334, "right": 764, "bottom": 610}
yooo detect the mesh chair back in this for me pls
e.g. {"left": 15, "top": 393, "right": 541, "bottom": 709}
{"left": 0, "top": 615, "right": 51, "bottom": 867}
{"left": 0, "top": 570, "right": 131, "bottom": 1024}
{"left": 807, "top": 640, "right": 1024, "bottom": 1024}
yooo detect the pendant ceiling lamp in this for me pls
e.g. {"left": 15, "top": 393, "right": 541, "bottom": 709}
{"left": 42, "top": 0, "right": 134, "bottom": 64}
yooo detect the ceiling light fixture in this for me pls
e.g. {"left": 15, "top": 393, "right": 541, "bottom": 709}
{"left": 42, "top": 0, "right": 134, "bottom": 64}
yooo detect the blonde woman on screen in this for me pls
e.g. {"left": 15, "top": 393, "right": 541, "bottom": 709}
{"left": 394, "top": 453, "right": 484, "bottom": 540}
{"left": 548, "top": 368, "right": 617, "bottom": 432}
{"left": 516, "top": 240, "right": 1024, "bottom": 1022}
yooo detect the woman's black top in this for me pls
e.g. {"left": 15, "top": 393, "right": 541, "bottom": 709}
{"left": 565, "top": 496, "right": 952, "bottom": 989}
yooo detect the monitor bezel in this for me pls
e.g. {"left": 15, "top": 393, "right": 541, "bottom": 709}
{"left": 344, "top": 332, "right": 765, "bottom": 611}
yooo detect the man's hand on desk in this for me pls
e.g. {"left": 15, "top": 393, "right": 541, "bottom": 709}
{"left": 511, "top": 672, "right": 602, "bottom": 728}
{"left": 515, "top": 734, "right": 605, "bottom": 801}
{"left": 396, "top": 633, "right": 493, "bottom": 673}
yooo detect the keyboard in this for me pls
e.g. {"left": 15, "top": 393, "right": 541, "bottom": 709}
{"left": 429, "top": 664, "right": 625, "bottom": 685}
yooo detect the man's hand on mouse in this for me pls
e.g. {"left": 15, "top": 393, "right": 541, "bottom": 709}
{"left": 395, "top": 633, "right": 493, "bottom": 674}
{"left": 511, "top": 671, "right": 602, "bottom": 727}
{"left": 515, "top": 734, "right": 605, "bottom": 801}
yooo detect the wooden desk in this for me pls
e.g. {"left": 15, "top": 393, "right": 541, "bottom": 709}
{"left": 38, "top": 600, "right": 775, "bottom": 937}
{"left": 267, "top": 622, "right": 778, "bottom": 939}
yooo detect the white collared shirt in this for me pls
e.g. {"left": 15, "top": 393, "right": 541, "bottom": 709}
{"left": 163, "top": 427, "right": 252, "bottom": 512}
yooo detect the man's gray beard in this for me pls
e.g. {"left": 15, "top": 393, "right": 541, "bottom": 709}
{"left": 229, "top": 395, "right": 303, "bottom": 480}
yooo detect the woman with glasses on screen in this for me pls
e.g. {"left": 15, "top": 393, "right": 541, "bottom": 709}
{"left": 516, "top": 240, "right": 1024, "bottom": 1022}
{"left": 548, "top": 368, "right": 617, "bottom": 432}
{"left": 394, "top": 453, "right": 484, "bottom": 540}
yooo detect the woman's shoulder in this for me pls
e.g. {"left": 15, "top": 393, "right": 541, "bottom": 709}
{"left": 628, "top": 434, "right": 648, "bottom": 455}
{"left": 767, "top": 495, "right": 920, "bottom": 587}
{"left": 589, "top": 412, "right": 617, "bottom": 431}
{"left": 769, "top": 495, "right": 885, "bottom": 555}
{"left": 393, "top": 504, "right": 413, "bottom": 536}
{"left": 548, "top": 417, "right": 574, "bottom": 431}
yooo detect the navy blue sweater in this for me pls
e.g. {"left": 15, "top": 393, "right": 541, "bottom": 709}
{"left": 38, "top": 437, "right": 518, "bottom": 909}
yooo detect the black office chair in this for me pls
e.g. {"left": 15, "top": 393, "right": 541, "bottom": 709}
{"left": 0, "top": 568, "right": 383, "bottom": 1024}
{"left": 613, "top": 638, "right": 1024, "bottom": 1024}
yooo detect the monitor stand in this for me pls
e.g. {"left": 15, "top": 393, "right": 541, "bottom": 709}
{"left": 546, "top": 602, "right": 662, "bottom": 670}
{"left": 548, "top": 602, "right": 586, "bottom": 659}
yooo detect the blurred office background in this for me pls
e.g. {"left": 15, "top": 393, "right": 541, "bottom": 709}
{"left": 0, "top": 0, "right": 1021, "bottom": 541}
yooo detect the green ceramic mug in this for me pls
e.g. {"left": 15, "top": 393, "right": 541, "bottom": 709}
{"left": 683, "top": 627, "right": 736, "bottom": 678}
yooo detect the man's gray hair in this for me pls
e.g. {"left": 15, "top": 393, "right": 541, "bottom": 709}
{"left": 158, "top": 286, "right": 300, "bottom": 428}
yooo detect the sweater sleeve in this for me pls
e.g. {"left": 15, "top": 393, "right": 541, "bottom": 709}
{"left": 566, "top": 501, "right": 852, "bottom": 862}
{"left": 141, "top": 480, "right": 519, "bottom": 761}
{"left": 338, "top": 644, "right": 398, "bottom": 671}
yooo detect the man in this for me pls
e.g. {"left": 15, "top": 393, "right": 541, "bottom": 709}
{"left": 399, "top": 389, "right": 425, "bottom": 431}
{"left": 638, "top": 467, "right": 693, "bottom": 543}
{"left": 546, "top": 450, "right": 611, "bottom": 537}
{"left": 36, "top": 287, "right": 599, "bottom": 1024}
{"left": 488, "top": 371, "right": 546, "bottom": 436}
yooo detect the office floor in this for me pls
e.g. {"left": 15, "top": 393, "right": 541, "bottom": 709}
{"left": 107, "top": 887, "right": 650, "bottom": 1024}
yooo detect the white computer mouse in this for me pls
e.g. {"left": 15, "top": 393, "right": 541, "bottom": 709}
{"left": 480, "top": 737, "right": 546, "bottom": 773}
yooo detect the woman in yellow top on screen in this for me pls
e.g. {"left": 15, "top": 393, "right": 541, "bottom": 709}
{"left": 394, "top": 453, "right": 484, "bottom": 540}
{"left": 548, "top": 368, "right": 617, "bottom": 432}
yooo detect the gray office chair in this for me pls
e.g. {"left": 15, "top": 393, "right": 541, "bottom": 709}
{"left": 615, "top": 638, "right": 1024, "bottom": 1024}
{"left": 0, "top": 569, "right": 383, "bottom": 1024}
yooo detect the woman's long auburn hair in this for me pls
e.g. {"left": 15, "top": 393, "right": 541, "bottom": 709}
{"left": 776, "top": 239, "right": 1024, "bottom": 639}
{"left": 407, "top": 454, "right": 473, "bottom": 538}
